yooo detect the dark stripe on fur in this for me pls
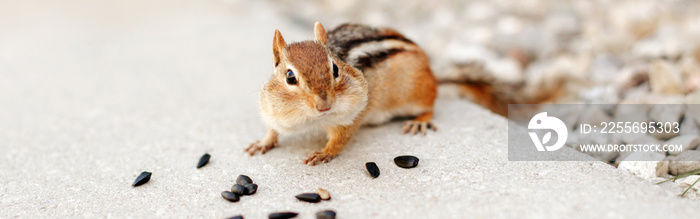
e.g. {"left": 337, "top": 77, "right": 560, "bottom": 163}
{"left": 336, "top": 36, "right": 413, "bottom": 60}
{"left": 327, "top": 23, "right": 414, "bottom": 61}
{"left": 354, "top": 48, "right": 405, "bottom": 71}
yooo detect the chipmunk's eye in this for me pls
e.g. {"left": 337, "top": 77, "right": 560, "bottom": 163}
{"left": 332, "top": 63, "right": 339, "bottom": 78}
{"left": 286, "top": 70, "right": 297, "bottom": 85}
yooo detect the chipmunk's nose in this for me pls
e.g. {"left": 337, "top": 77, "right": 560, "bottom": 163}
{"left": 315, "top": 95, "right": 333, "bottom": 112}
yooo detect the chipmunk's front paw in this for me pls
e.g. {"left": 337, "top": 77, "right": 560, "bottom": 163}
{"left": 402, "top": 121, "right": 437, "bottom": 135}
{"left": 302, "top": 151, "right": 335, "bottom": 166}
{"left": 245, "top": 141, "right": 277, "bottom": 156}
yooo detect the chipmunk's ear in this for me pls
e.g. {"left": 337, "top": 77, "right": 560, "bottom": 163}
{"left": 314, "top": 22, "right": 327, "bottom": 46}
{"left": 273, "top": 29, "right": 287, "bottom": 67}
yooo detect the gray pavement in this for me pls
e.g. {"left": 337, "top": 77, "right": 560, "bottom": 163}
{"left": 1, "top": 1, "right": 699, "bottom": 218}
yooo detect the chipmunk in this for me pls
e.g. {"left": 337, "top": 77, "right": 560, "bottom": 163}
{"left": 245, "top": 22, "right": 437, "bottom": 165}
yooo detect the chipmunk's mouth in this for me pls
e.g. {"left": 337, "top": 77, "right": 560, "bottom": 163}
{"left": 315, "top": 110, "right": 338, "bottom": 118}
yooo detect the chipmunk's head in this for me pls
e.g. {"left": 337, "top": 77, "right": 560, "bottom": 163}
{"left": 260, "top": 22, "right": 368, "bottom": 133}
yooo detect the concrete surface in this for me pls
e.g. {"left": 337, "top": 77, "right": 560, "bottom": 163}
{"left": 1, "top": 0, "right": 699, "bottom": 218}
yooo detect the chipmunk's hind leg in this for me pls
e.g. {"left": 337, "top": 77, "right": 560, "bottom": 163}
{"left": 401, "top": 63, "right": 437, "bottom": 135}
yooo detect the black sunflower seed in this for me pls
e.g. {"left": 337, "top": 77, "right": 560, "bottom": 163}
{"left": 365, "top": 162, "right": 380, "bottom": 178}
{"left": 243, "top": 183, "right": 258, "bottom": 195}
{"left": 269, "top": 212, "right": 298, "bottom": 219}
{"left": 231, "top": 184, "right": 246, "bottom": 195}
{"left": 226, "top": 215, "right": 244, "bottom": 219}
{"left": 295, "top": 193, "right": 321, "bottom": 203}
{"left": 236, "top": 175, "right": 253, "bottom": 185}
{"left": 394, "top": 155, "right": 419, "bottom": 168}
{"left": 132, "top": 171, "right": 152, "bottom": 187}
{"left": 315, "top": 210, "right": 336, "bottom": 219}
{"left": 197, "top": 153, "right": 210, "bottom": 168}
{"left": 221, "top": 191, "right": 240, "bottom": 202}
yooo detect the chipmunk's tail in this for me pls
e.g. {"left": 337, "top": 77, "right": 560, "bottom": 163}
{"left": 438, "top": 62, "right": 570, "bottom": 117}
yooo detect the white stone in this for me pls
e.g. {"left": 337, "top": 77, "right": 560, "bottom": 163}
{"left": 680, "top": 111, "right": 700, "bottom": 136}
{"left": 496, "top": 16, "right": 523, "bottom": 35}
{"left": 579, "top": 86, "right": 620, "bottom": 105}
{"left": 445, "top": 41, "right": 497, "bottom": 64}
{"left": 656, "top": 26, "right": 684, "bottom": 59}
{"left": 648, "top": 103, "right": 684, "bottom": 140}
{"left": 619, "top": 85, "right": 652, "bottom": 104}
{"left": 680, "top": 56, "right": 700, "bottom": 79}
{"left": 464, "top": 2, "right": 495, "bottom": 21}
{"left": 649, "top": 104, "right": 684, "bottom": 124}
{"left": 631, "top": 39, "right": 663, "bottom": 59}
{"left": 544, "top": 13, "right": 579, "bottom": 37}
{"left": 665, "top": 135, "right": 700, "bottom": 155}
{"left": 618, "top": 152, "right": 669, "bottom": 179}
{"left": 620, "top": 133, "right": 662, "bottom": 145}
{"left": 614, "top": 104, "right": 650, "bottom": 124}
{"left": 588, "top": 55, "right": 621, "bottom": 85}
{"left": 577, "top": 105, "right": 612, "bottom": 125}
{"left": 650, "top": 131, "right": 680, "bottom": 144}
{"left": 674, "top": 175, "right": 700, "bottom": 200}
{"left": 574, "top": 131, "right": 619, "bottom": 162}
{"left": 685, "top": 176, "right": 700, "bottom": 188}
{"left": 431, "top": 7, "right": 456, "bottom": 28}
{"left": 565, "top": 131, "right": 581, "bottom": 148}
{"left": 649, "top": 60, "right": 683, "bottom": 95}
{"left": 484, "top": 57, "right": 523, "bottom": 83}
{"left": 541, "top": 104, "right": 584, "bottom": 131}
{"left": 686, "top": 90, "right": 700, "bottom": 126}
{"left": 685, "top": 74, "right": 700, "bottom": 93}
{"left": 620, "top": 133, "right": 665, "bottom": 156}
{"left": 669, "top": 151, "right": 700, "bottom": 175}
{"left": 665, "top": 155, "right": 677, "bottom": 162}
{"left": 525, "top": 56, "right": 578, "bottom": 86}
{"left": 614, "top": 151, "right": 632, "bottom": 168}
{"left": 615, "top": 63, "right": 649, "bottom": 93}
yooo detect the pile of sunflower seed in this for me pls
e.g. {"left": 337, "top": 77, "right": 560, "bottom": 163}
{"left": 222, "top": 175, "right": 258, "bottom": 202}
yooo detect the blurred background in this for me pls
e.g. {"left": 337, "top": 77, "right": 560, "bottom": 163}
{"left": 3, "top": 0, "right": 700, "bottom": 116}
